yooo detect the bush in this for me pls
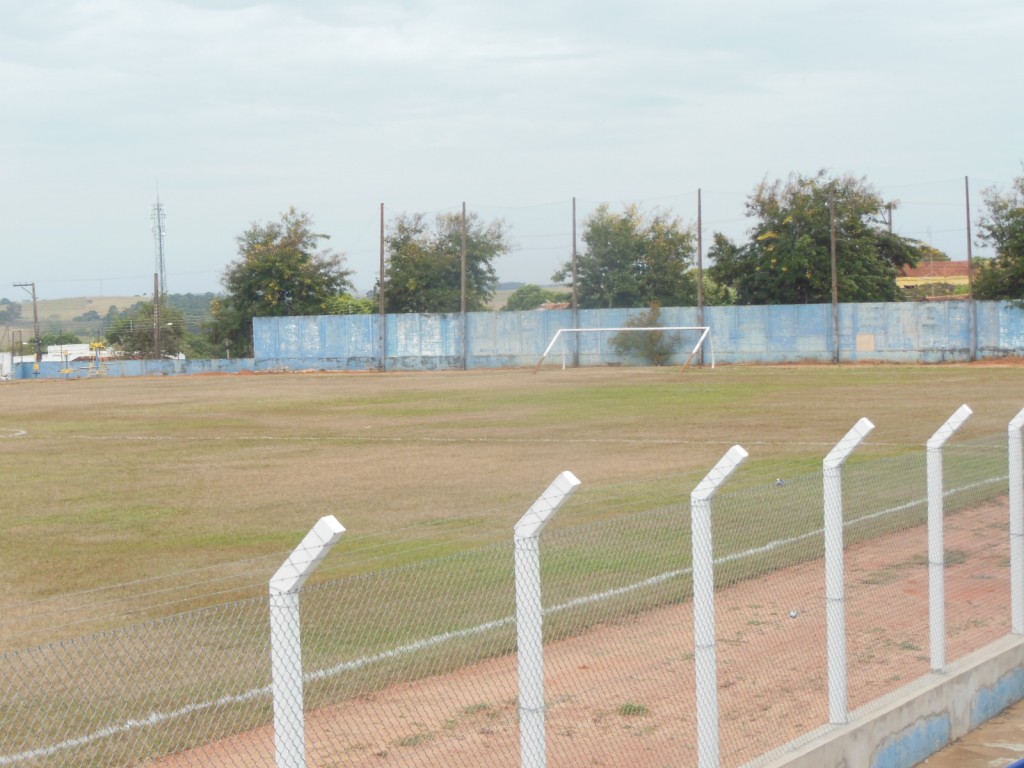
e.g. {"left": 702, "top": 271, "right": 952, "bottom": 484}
{"left": 610, "top": 304, "right": 675, "bottom": 365}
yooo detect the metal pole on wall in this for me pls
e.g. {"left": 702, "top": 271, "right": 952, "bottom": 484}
{"left": 824, "top": 418, "right": 875, "bottom": 725}
{"left": 14, "top": 281, "right": 41, "bottom": 363}
{"left": 269, "top": 515, "right": 346, "bottom": 768}
{"left": 153, "top": 272, "right": 161, "bottom": 361}
{"left": 830, "top": 191, "right": 839, "bottom": 364}
{"left": 1010, "top": 408, "right": 1024, "bottom": 635}
{"left": 514, "top": 471, "right": 581, "bottom": 768}
{"left": 379, "top": 203, "right": 387, "bottom": 372}
{"left": 572, "top": 197, "right": 579, "bottom": 369}
{"left": 965, "top": 177, "right": 978, "bottom": 362}
{"left": 697, "top": 188, "right": 705, "bottom": 367}
{"left": 692, "top": 445, "right": 748, "bottom": 768}
{"left": 927, "top": 404, "right": 972, "bottom": 672}
{"left": 461, "top": 202, "right": 468, "bottom": 371}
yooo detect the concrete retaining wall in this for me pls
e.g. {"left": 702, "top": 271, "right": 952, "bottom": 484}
{"left": 746, "top": 634, "right": 1024, "bottom": 768}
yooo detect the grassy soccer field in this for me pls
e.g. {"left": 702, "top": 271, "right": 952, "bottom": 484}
{"left": 0, "top": 362, "right": 1021, "bottom": 647}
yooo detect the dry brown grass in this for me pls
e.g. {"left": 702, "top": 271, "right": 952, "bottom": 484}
{"left": 0, "top": 362, "right": 1021, "bottom": 646}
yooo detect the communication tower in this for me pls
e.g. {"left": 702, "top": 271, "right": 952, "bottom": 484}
{"left": 152, "top": 197, "right": 167, "bottom": 298}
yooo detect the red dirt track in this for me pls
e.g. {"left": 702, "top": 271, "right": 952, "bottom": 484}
{"left": 153, "top": 498, "right": 1011, "bottom": 768}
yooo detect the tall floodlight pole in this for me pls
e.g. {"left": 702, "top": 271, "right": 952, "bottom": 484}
{"left": 461, "top": 202, "right": 468, "bottom": 371}
{"left": 13, "top": 282, "right": 41, "bottom": 362}
{"left": 965, "top": 177, "right": 977, "bottom": 362}
{"left": 697, "top": 188, "right": 705, "bottom": 366}
{"left": 379, "top": 202, "right": 387, "bottom": 372}
{"left": 572, "top": 197, "right": 579, "bottom": 368}
{"left": 830, "top": 191, "right": 839, "bottom": 364}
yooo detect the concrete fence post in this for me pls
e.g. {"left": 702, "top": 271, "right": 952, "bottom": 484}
{"left": 691, "top": 445, "right": 748, "bottom": 768}
{"left": 823, "top": 417, "right": 875, "bottom": 725}
{"left": 927, "top": 404, "right": 972, "bottom": 673}
{"left": 1010, "top": 408, "right": 1024, "bottom": 635}
{"left": 269, "top": 516, "right": 346, "bottom": 768}
{"left": 514, "top": 471, "right": 582, "bottom": 768}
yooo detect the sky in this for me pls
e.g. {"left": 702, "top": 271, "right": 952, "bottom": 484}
{"left": 1, "top": 0, "right": 1022, "bottom": 300}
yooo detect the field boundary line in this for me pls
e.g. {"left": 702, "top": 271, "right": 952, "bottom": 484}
{"left": 0, "top": 475, "right": 1006, "bottom": 765}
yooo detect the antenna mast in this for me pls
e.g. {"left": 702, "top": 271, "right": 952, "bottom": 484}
{"left": 152, "top": 197, "right": 167, "bottom": 299}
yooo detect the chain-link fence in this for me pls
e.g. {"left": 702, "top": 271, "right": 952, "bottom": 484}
{"left": 1, "top": 419, "right": 1020, "bottom": 768}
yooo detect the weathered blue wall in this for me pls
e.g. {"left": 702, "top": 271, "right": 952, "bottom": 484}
{"left": 253, "top": 301, "right": 1024, "bottom": 370}
{"left": 11, "top": 302, "right": 1021, "bottom": 379}
{"left": 11, "top": 357, "right": 256, "bottom": 380}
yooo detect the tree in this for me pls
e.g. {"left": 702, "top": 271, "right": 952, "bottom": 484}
{"left": 552, "top": 204, "right": 698, "bottom": 309}
{"left": 324, "top": 294, "right": 375, "bottom": 315}
{"left": 610, "top": 304, "right": 675, "bottom": 365}
{"left": 106, "top": 301, "right": 187, "bottom": 358}
{"left": 973, "top": 171, "right": 1024, "bottom": 301}
{"left": 502, "top": 284, "right": 570, "bottom": 311}
{"left": 0, "top": 298, "right": 22, "bottom": 324}
{"left": 40, "top": 331, "right": 81, "bottom": 346}
{"left": 211, "top": 208, "right": 353, "bottom": 355}
{"left": 709, "top": 171, "right": 924, "bottom": 305}
{"left": 383, "top": 211, "right": 508, "bottom": 313}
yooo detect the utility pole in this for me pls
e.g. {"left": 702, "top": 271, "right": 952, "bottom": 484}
{"left": 13, "top": 282, "right": 41, "bottom": 362}
{"left": 965, "top": 176, "right": 977, "bottom": 362}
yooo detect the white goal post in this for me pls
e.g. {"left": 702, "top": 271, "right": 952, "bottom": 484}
{"left": 532, "top": 326, "right": 714, "bottom": 373}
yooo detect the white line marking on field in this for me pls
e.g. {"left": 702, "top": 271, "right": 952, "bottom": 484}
{"left": 0, "top": 428, "right": 26, "bottom": 438}
{"left": 0, "top": 474, "right": 1008, "bottom": 765}
{"left": 63, "top": 432, "right": 910, "bottom": 448}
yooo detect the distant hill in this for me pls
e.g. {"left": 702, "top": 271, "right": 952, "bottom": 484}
{"left": 0, "top": 293, "right": 217, "bottom": 345}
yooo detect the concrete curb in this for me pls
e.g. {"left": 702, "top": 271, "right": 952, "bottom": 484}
{"left": 744, "top": 634, "right": 1024, "bottom": 768}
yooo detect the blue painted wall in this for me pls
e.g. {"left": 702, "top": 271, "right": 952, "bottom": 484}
{"left": 12, "top": 302, "right": 1022, "bottom": 379}
{"left": 11, "top": 357, "right": 256, "bottom": 380}
{"left": 253, "top": 301, "right": 1024, "bottom": 370}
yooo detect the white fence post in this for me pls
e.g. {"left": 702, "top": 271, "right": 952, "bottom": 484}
{"left": 927, "top": 404, "right": 972, "bottom": 673}
{"left": 691, "top": 445, "right": 748, "bottom": 768}
{"left": 1010, "top": 408, "right": 1024, "bottom": 635}
{"left": 823, "top": 417, "right": 875, "bottom": 725}
{"left": 269, "top": 516, "right": 346, "bottom": 768}
{"left": 514, "top": 471, "right": 582, "bottom": 768}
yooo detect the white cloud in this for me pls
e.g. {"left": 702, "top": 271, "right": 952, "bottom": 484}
{"left": 0, "top": 0, "right": 1020, "bottom": 296}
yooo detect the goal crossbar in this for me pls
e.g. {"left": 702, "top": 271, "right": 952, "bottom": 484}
{"left": 533, "top": 326, "right": 713, "bottom": 373}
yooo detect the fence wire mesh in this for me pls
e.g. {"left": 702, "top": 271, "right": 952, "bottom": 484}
{"left": 296, "top": 543, "right": 519, "bottom": 767}
{"left": 0, "top": 597, "right": 273, "bottom": 767}
{"left": 708, "top": 472, "right": 829, "bottom": 766}
{"left": 941, "top": 435, "right": 1010, "bottom": 664}
{"left": 0, "top": 432, "right": 1016, "bottom": 768}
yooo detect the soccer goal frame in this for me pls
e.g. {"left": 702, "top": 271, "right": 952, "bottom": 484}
{"left": 532, "top": 326, "right": 714, "bottom": 373}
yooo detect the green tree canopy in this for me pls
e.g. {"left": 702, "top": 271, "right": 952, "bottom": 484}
{"left": 709, "top": 171, "right": 924, "bottom": 305}
{"left": 211, "top": 208, "right": 353, "bottom": 355}
{"left": 973, "top": 170, "right": 1024, "bottom": 301}
{"left": 0, "top": 299, "right": 22, "bottom": 324}
{"left": 383, "top": 211, "right": 508, "bottom": 313}
{"left": 552, "top": 204, "right": 698, "bottom": 309}
{"left": 106, "top": 301, "right": 188, "bottom": 358}
{"left": 502, "top": 284, "right": 570, "bottom": 311}
{"left": 39, "top": 331, "right": 82, "bottom": 346}
{"left": 324, "top": 294, "right": 375, "bottom": 315}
